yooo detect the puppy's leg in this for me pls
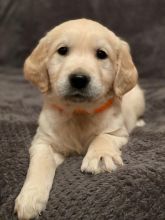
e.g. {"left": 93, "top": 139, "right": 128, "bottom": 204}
{"left": 136, "top": 119, "right": 146, "bottom": 127}
{"left": 15, "top": 136, "right": 64, "bottom": 220}
{"left": 81, "top": 131, "right": 128, "bottom": 174}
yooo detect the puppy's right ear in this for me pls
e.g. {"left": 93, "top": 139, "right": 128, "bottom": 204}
{"left": 24, "top": 37, "right": 50, "bottom": 93}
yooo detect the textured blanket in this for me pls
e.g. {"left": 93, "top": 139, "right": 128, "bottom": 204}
{"left": 0, "top": 67, "right": 165, "bottom": 220}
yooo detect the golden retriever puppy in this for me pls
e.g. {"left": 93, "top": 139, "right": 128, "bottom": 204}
{"left": 15, "top": 19, "right": 145, "bottom": 219}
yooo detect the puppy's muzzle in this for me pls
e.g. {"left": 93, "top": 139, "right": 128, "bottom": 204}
{"left": 65, "top": 72, "right": 91, "bottom": 102}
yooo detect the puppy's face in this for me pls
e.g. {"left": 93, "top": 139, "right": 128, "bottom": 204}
{"left": 24, "top": 19, "right": 137, "bottom": 109}
{"left": 47, "top": 21, "right": 117, "bottom": 105}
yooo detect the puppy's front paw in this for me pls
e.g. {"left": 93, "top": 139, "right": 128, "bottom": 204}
{"left": 81, "top": 149, "right": 123, "bottom": 174}
{"left": 15, "top": 186, "right": 49, "bottom": 220}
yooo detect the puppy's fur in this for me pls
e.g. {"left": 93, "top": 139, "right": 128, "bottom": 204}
{"left": 15, "top": 19, "right": 145, "bottom": 219}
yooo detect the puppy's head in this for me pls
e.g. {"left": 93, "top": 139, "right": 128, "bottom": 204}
{"left": 24, "top": 19, "right": 137, "bottom": 109}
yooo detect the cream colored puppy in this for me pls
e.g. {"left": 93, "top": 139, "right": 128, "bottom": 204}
{"left": 15, "top": 19, "right": 145, "bottom": 219}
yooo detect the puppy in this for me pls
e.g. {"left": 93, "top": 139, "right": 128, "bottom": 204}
{"left": 15, "top": 19, "right": 145, "bottom": 219}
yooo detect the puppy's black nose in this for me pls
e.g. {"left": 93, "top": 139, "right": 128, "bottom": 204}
{"left": 69, "top": 73, "right": 90, "bottom": 89}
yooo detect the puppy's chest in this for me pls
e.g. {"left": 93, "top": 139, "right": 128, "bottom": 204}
{"left": 53, "top": 115, "right": 103, "bottom": 155}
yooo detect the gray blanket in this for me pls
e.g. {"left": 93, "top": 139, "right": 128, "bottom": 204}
{"left": 0, "top": 0, "right": 165, "bottom": 219}
{"left": 0, "top": 67, "right": 165, "bottom": 220}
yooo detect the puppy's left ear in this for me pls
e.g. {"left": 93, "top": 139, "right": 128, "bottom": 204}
{"left": 114, "top": 40, "right": 138, "bottom": 97}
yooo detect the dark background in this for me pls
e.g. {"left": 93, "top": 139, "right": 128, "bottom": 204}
{"left": 0, "top": 0, "right": 165, "bottom": 78}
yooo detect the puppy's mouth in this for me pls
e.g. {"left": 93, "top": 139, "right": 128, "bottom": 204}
{"left": 65, "top": 91, "right": 92, "bottom": 103}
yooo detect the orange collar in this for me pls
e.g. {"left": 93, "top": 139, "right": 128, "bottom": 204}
{"left": 50, "top": 97, "right": 114, "bottom": 114}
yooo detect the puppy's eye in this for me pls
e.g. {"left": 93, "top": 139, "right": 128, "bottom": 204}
{"left": 96, "top": 49, "right": 108, "bottom": 60}
{"left": 57, "top": 46, "right": 69, "bottom": 56}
